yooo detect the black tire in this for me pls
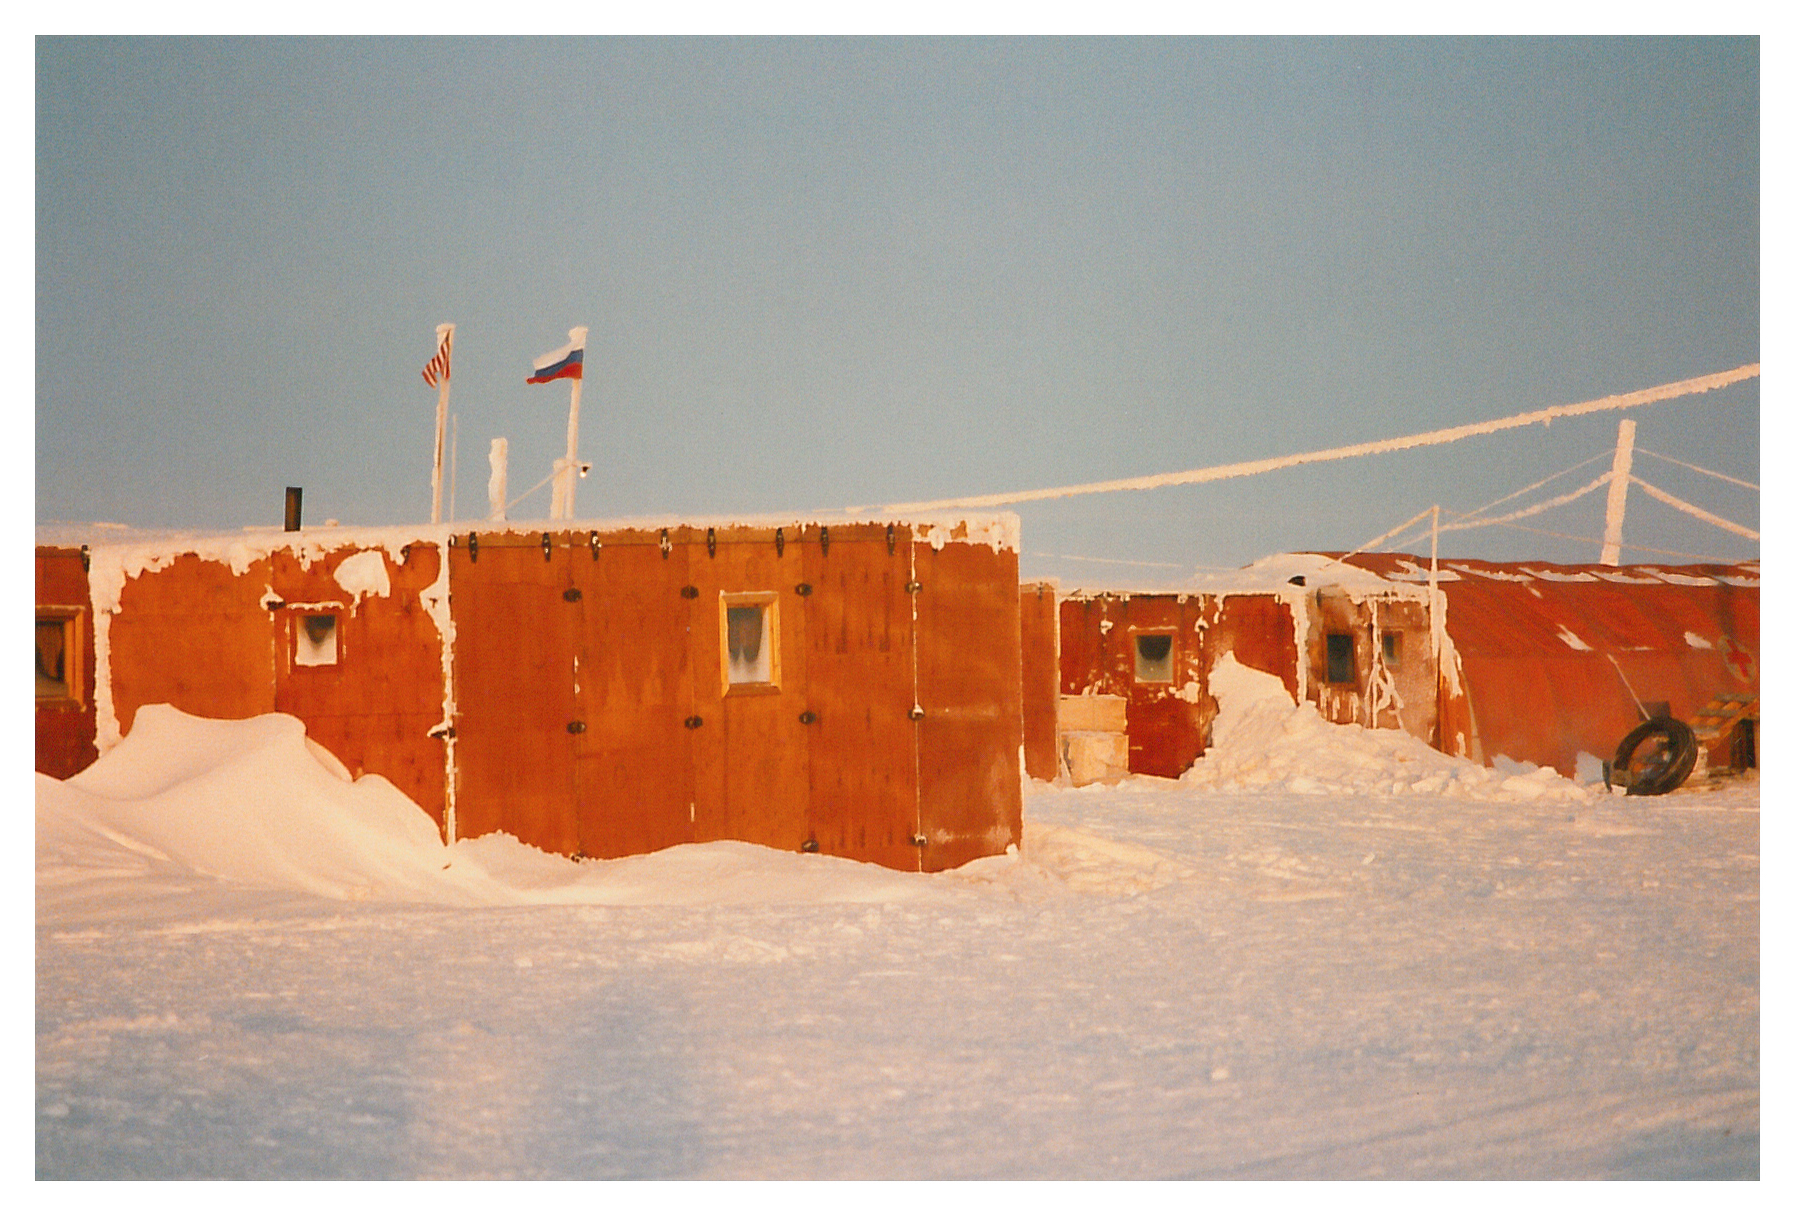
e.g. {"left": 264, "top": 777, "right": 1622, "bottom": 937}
{"left": 1612, "top": 717, "right": 1699, "bottom": 796}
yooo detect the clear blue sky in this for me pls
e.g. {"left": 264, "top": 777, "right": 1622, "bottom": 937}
{"left": 35, "top": 37, "right": 1758, "bottom": 578}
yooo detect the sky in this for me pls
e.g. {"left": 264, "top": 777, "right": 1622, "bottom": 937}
{"left": 34, "top": 37, "right": 1759, "bottom": 580}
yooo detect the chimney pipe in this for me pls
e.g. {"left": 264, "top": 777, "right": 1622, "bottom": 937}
{"left": 284, "top": 487, "right": 303, "bottom": 532}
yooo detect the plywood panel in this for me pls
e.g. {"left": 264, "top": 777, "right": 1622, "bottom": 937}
{"left": 1115, "top": 596, "right": 1203, "bottom": 779}
{"left": 271, "top": 544, "right": 449, "bottom": 830}
{"left": 686, "top": 529, "right": 811, "bottom": 853}
{"left": 35, "top": 549, "right": 98, "bottom": 778}
{"left": 107, "top": 553, "right": 277, "bottom": 738}
{"left": 1018, "top": 580, "right": 1060, "bottom": 782}
{"left": 570, "top": 534, "right": 696, "bottom": 859}
{"left": 913, "top": 539, "right": 1023, "bottom": 872}
{"left": 448, "top": 540, "right": 579, "bottom": 855}
{"left": 803, "top": 527, "right": 919, "bottom": 871}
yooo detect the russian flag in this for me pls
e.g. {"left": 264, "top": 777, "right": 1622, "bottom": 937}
{"left": 527, "top": 336, "right": 585, "bottom": 384}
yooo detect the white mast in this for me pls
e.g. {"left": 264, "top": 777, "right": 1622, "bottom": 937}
{"left": 1599, "top": 418, "right": 1637, "bottom": 566}
{"left": 428, "top": 323, "right": 454, "bottom": 525}
{"left": 551, "top": 326, "right": 589, "bottom": 521}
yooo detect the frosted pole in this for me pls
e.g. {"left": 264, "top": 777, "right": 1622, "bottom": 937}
{"left": 557, "top": 326, "right": 589, "bottom": 521}
{"left": 1599, "top": 418, "right": 1637, "bottom": 566}
{"left": 448, "top": 413, "right": 458, "bottom": 523}
{"left": 429, "top": 323, "right": 454, "bottom": 525}
{"left": 488, "top": 437, "right": 509, "bottom": 522}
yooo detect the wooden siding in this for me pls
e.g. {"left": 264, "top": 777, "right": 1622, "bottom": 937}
{"left": 569, "top": 533, "right": 696, "bottom": 860}
{"left": 913, "top": 538, "right": 1023, "bottom": 871}
{"left": 107, "top": 552, "right": 278, "bottom": 737}
{"left": 803, "top": 526, "right": 920, "bottom": 871}
{"left": 269, "top": 544, "right": 449, "bottom": 831}
{"left": 1018, "top": 581, "right": 1060, "bottom": 782}
{"left": 35, "top": 549, "right": 98, "bottom": 778}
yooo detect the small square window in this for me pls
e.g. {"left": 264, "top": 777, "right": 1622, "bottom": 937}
{"left": 1326, "top": 633, "right": 1357, "bottom": 684}
{"left": 295, "top": 612, "right": 340, "bottom": 667}
{"left": 1381, "top": 631, "right": 1402, "bottom": 669}
{"left": 720, "top": 592, "right": 780, "bottom": 690}
{"left": 36, "top": 614, "right": 80, "bottom": 703}
{"left": 1133, "top": 632, "right": 1174, "bottom": 683}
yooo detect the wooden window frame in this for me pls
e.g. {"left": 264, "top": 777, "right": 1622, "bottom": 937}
{"left": 719, "top": 591, "right": 781, "bottom": 694}
{"left": 1131, "top": 630, "right": 1176, "bottom": 684}
{"left": 35, "top": 606, "right": 85, "bottom": 707}
{"left": 1381, "top": 630, "right": 1402, "bottom": 670}
{"left": 287, "top": 604, "right": 347, "bottom": 671}
{"left": 1325, "top": 632, "right": 1358, "bottom": 685}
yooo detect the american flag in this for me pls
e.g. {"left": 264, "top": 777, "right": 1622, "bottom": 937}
{"left": 421, "top": 328, "right": 453, "bottom": 388}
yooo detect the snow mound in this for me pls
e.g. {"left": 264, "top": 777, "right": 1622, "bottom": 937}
{"left": 40, "top": 706, "right": 1123, "bottom": 909}
{"left": 1185, "top": 655, "right": 1592, "bottom": 802}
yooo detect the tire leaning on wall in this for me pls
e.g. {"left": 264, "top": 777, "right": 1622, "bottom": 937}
{"left": 1611, "top": 717, "right": 1701, "bottom": 796}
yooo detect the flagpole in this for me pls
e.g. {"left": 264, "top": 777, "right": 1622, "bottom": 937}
{"left": 558, "top": 326, "right": 588, "bottom": 521}
{"left": 429, "top": 322, "right": 454, "bottom": 525}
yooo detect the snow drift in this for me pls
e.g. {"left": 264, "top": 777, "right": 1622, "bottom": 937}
{"left": 1186, "top": 654, "right": 1591, "bottom": 802}
{"left": 37, "top": 706, "right": 955, "bottom": 909}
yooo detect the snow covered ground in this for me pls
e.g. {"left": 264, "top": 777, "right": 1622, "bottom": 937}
{"left": 36, "top": 670, "right": 1760, "bottom": 1180}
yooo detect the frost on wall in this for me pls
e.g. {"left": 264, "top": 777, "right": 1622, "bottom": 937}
{"left": 332, "top": 550, "right": 392, "bottom": 603}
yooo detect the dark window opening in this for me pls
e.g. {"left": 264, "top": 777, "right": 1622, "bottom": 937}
{"left": 722, "top": 593, "right": 779, "bottom": 688}
{"left": 1134, "top": 633, "right": 1174, "bottom": 683}
{"left": 1326, "top": 633, "right": 1357, "bottom": 684}
{"left": 1381, "top": 631, "right": 1402, "bottom": 669}
{"left": 36, "top": 618, "right": 71, "bottom": 700}
{"left": 296, "top": 613, "right": 340, "bottom": 667}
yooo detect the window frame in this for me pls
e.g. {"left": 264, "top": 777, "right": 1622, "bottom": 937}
{"left": 35, "top": 606, "right": 85, "bottom": 707}
{"left": 1131, "top": 629, "right": 1177, "bottom": 685}
{"left": 719, "top": 590, "right": 781, "bottom": 694}
{"left": 286, "top": 603, "right": 347, "bottom": 671}
{"left": 1381, "top": 630, "right": 1402, "bottom": 670}
{"left": 1325, "top": 632, "right": 1358, "bottom": 685}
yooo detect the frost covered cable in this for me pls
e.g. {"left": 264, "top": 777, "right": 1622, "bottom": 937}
{"left": 1436, "top": 472, "right": 1614, "bottom": 533}
{"left": 870, "top": 364, "right": 1760, "bottom": 513}
{"left": 1449, "top": 450, "right": 1614, "bottom": 524}
{"left": 1318, "top": 505, "right": 1439, "bottom": 573}
{"left": 505, "top": 467, "right": 560, "bottom": 512}
{"left": 1627, "top": 477, "right": 1760, "bottom": 540}
{"left": 1480, "top": 520, "right": 1738, "bottom": 562}
{"left": 1606, "top": 654, "right": 1651, "bottom": 720}
{"left": 1633, "top": 449, "right": 1759, "bottom": 491}
{"left": 1032, "top": 552, "right": 1183, "bottom": 568}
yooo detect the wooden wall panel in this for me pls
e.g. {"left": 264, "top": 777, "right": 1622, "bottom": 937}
{"left": 447, "top": 540, "right": 580, "bottom": 856}
{"left": 1018, "top": 581, "right": 1060, "bottom": 782}
{"left": 912, "top": 540, "right": 1023, "bottom": 872}
{"left": 803, "top": 527, "right": 919, "bottom": 870}
{"left": 270, "top": 544, "right": 449, "bottom": 830}
{"left": 685, "top": 529, "right": 811, "bottom": 853}
{"left": 1112, "top": 596, "right": 1203, "bottom": 779}
{"left": 107, "top": 553, "right": 277, "bottom": 738}
{"left": 35, "top": 549, "right": 98, "bottom": 777}
{"left": 570, "top": 534, "right": 696, "bottom": 859}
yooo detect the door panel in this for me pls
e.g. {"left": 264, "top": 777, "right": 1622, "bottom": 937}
{"left": 449, "top": 542, "right": 579, "bottom": 855}
{"left": 570, "top": 539, "right": 696, "bottom": 858}
{"left": 686, "top": 532, "right": 810, "bottom": 852}
{"left": 803, "top": 528, "right": 919, "bottom": 870}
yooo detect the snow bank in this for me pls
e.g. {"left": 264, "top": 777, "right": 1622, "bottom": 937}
{"left": 1184, "top": 655, "right": 1592, "bottom": 802}
{"left": 36, "top": 707, "right": 1032, "bottom": 909}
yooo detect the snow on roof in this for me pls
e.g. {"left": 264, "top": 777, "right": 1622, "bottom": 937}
{"left": 39, "top": 510, "right": 1020, "bottom": 553}
{"left": 1060, "top": 552, "right": 1431, "bottom": 601}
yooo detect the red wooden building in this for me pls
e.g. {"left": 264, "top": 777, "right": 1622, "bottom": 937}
{"left": 1038, "top": 552, "right": 1758, "bottom": 783}
{"left": 35, "top": 517, "right": 1025, "bottom": 873}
